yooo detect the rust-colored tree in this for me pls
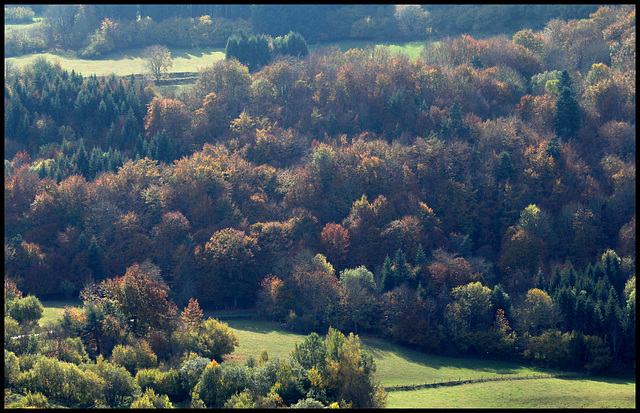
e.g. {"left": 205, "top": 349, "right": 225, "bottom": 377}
{"left": 320, "top": 223, "right": 350, "bottom": 266}
{"left": 99, "top": 261, "right": 178, "bottom": 336}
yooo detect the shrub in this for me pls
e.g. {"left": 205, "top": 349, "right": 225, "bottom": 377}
{"left": 290, "top": 397, "right": 327, "bottom": 408}
{"left": 5, "top": 349, "right": 21, "bottom": 386}
{"left": 194, "top": 361, "right": 223, "bottom": 407}
{"left": 9, "top": 295, "right": 44, "bottom": 325}
{"left": 178, "top": 356, "right": 211, "bottom": 395}
{"left": 110, "top": 340, "right": 158, "bottom": 374}
{"left": 130, "top": 388, "right": 174, "bottom": 409}
{"left": 17, "top": 356, "right": 106, "bottom": 406}
{"left": 82, "top": 356, "right": 139, "bottom": 407}
{"left": 136, "top": 368, "right": 182, "bottom": 401}
{"left": 4, "top": 25, "right": 48, "bottom": 57}
{"left": 174, "top": 318, "right": 239, "bottom": 361}
{"left": 4, "top": 316, "right": 22, "bottom": 354}
{"left": 6, "top": 391, "right": 50, "bottom": 408}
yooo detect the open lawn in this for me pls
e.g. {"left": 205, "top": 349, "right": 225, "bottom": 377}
{"left": 387, "top": 377, "right": 636, "bottom": 408}
{"left": 224, "top": 319, "right": 566, "bottom": 387}
{"left": 327, "top": 39, "right": 428, "bottom": 59}
{"left": 6, "top": 47, "right": 226, "bottom": 78}
{"left": 39, "top": 300, "right": 83, "bottom": 325}
{"left": 221, "top": 319, "right": 637, "bottom": 409}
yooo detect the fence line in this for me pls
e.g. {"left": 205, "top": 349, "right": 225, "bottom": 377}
{"left": 384, "top": 373, "right": 583, "bottom": 392}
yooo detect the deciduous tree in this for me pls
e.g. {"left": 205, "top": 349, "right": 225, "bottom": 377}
{"left": 143, "top": 45, "right": 174, "bottom": 83}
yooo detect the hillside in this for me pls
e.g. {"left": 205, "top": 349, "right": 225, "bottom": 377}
{"left": 4, "top": 4, "right": 636, "bottom": 409}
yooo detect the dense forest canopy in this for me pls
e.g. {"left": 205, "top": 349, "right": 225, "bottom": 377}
{"left": 3, "top": 4, "right": 636, "bottom": 409}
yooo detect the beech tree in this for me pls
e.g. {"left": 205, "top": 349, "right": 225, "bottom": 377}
{"left": 99, "top": 262, "right": 178, "bottom": 336}
{"left": 338, "top": 266, "right": 377, "bottom": 334}
{"left": 143, "top": 45, "right": 174, "bottom": 83}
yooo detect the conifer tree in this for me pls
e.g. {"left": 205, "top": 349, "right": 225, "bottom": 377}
{"left": 553, "top": 70, "right": 581, "bottom": 140}
{"left": 88, "top": 235, "right": 103, "bottom": 280}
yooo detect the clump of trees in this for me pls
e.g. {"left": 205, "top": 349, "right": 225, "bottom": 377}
{"left": 4, "top": 278, "right": 385, "bottom": 408}
{"left": 4, "top": 6, "right": 35, "bottom": 23}
{"left": 225, "top": 31, "right": 309, "bottom": 72}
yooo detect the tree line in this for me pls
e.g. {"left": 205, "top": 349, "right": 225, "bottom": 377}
{"left": 6, "top": 5, "right": 600, "bottom": 58}
{"left": 4, "top": 4, "right": 636, "bottom": 404}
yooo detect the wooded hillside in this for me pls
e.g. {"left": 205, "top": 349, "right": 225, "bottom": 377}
{"left": 4, "top": 4, "right": 636, "bottom": 393}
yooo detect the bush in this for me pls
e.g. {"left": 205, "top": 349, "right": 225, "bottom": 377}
{"left": 4, "top": 25, "right": 48, "bottom": 57}
{"left": 82, "top": 356, "right": 139, "bottom": 407}
{"left": 174, "top": 318, "right": 239, "bottom": 361}
{"left": 5, "top": 349, "right": 21, "bottom": 386}
{"left": 42, "top": 336, "right": 89, "bottom": 365}
{"left": 178, "top": 356, "right": 211, "bottom": 395}
{"left": 136, "top": 368, "right": 182, "bottom": 401}
{"left": 130, "top": 388, "right": 174, "bottom": 409}
{"left": 194, "top": 361, "right": 223, "bottom": 407}
{"left": 9, "top": 295, "right": 44, "bottom": 325}
{"left": 290, "top": 397, "right": 327, "bottom": 408}
{"left": 6, "top": 391, "right": 50, "bottom": 408}
{"left": 110, "top": 340, "right": 158, "bottom": 374}
{"left": 17, "top": 356, "right": 106, "bottom": 406}
{"left": 4, "top": 316, "right": 22, "bottom": 354}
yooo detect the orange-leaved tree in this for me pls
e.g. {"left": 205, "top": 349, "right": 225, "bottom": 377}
{"left": 99, "top": 261, "right": 178, "bottom": 336}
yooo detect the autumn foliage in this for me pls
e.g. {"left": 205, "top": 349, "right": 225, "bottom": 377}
{"left": 4, "top": 6, "right": 636, "bottom": 392}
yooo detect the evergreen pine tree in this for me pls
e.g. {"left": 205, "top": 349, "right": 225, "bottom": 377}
{"left": 545, "top": 134, "right": 561, "bottom": 159}
{"left": 87, "top": 236, "right": 103, "bottom": 280}
{"left": 393, "top": 249, "right": 412, "bottom": 287}
{"left": 497, "top": 151, "right": 516, "bottom": 181}
{"left": 553, "top": 70, "right": 581, "bottom": 140}
{"left": 414, "top": 243, "right": 427, "bottom": 267}
{"left": 381, "top": 255, "right": 394, "bottom": 293}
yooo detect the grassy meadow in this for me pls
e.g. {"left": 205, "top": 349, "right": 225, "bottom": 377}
{"left": 37, "top": 303, "right": 636, "bottom": 409}
{"left": 39, "top": 299, "right": 82, "bottom": 325}
{"left": 386, "top": 377, "right": 636, "bottom": 409}
{"left": 218, "top": 318, "right": 637, "bottom": 409}
{"left": 6, "top": 47, "right": 226, "bottom": 78}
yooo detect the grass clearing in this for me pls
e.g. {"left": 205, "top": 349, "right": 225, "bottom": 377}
{"left": 6, "top": 47, "right": 226, "bottom": 78}
{"left": 387, "top": 377, "right": 636, "bottom": 408}
{"left": 357, "top": 335, "right": 564, "bottom": 387}
{"left": 223, "top": 320, "right": 565, "bottom": 387}
{"left": 224, "top": 318, "right": 306, "bottom": 362}
{"left": 39, "top": 299, "right": 82, "bottom": 326}
{"left": 317, "top": 39, "right": 427, "bottom": 59}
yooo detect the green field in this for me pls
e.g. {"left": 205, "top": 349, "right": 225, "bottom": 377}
{"left": 39, "top": 299, "right": 83, "bottom": 325}
{"left": 386, "top": 377, "right": 636, "bottom": 408}
{"left": 37, "top": 303, "right": 636, "bottom": 409}
{"left": 224, "top": 319, "right": 563, "bottom": 386}
{"left": 5, "top": 39, "right": 427, "bottom": 80}
{"left": 225, "top": 319, "right": 636, "bottom": 409}
{"left": 6, "top": 47, "right": 226, "bottom": 78}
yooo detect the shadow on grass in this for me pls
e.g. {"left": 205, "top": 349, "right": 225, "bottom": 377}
{"left": 170, "top": 48, "right": 225, "bottom": 60}
{"left": 554, "top": 375, "right": 636, "bottom": 385}
{"left": 222, "top": 318, "right": 287, "bottom": 335}
{"left": 360, "top": 336, "right": 521, "bottom": 375}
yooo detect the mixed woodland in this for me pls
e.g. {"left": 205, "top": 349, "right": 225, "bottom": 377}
{"left": 4, "top": 4, "right": 636, "bottom": 409}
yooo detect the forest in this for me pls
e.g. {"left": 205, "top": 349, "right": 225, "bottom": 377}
{"left": 4, "top": 4, "right": 636, "bottom": 409}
